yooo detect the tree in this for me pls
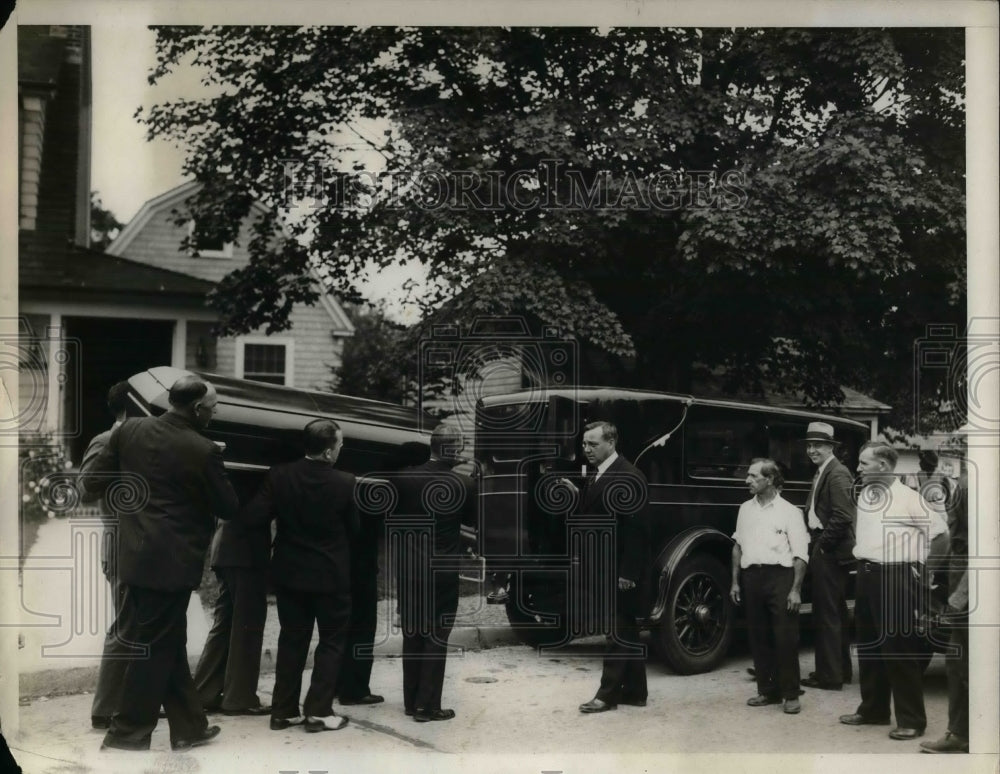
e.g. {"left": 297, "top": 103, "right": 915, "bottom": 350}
{"left": 331, "top": 303, "right": 414, "bottom": 404}
{"left": 140, "top": 27, "right": 965, "bottom": 433}
{"left": 89, "top": 191, "right": 123, "bottom": 251}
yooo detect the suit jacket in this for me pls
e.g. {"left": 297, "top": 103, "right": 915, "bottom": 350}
{"left": 944, "top": 478, "right": 967, "bottom": 598}
{"left": 81, "top": 413, "right": 240, "bottom": 591}
{"left": 577, "top": 455, "right": 651, "bottom": 608}
{"left": 391, "top": 459, "right": 476, "bottom": 629}
{"left": 208, "top": 476, "right": 272, "bottom": 570}
{"left": 79, "top": 425, "right": 116, "bottom": 567}
{"left": 243, "top": 457, "right": 358, "bottom": 593}
{"left": 391, "top": 459, "right": 476, "bottom": 560}
{"left": 806, "top": 456, "right": 856, "bottom": 563}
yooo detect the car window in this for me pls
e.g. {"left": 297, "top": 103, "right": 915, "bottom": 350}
{"left": 684, "top": 407, "right": 767, "bottom": 480}
{"left": 766, "top": 420, "right": 814, "bottom": 483}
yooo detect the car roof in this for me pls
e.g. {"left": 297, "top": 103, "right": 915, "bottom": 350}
{"left": 478, "top": 386, "right": 870, "bottom": 430}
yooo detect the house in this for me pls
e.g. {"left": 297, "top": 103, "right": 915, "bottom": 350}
{"left": 104, "top": 180, "right": 355, "bottom": 392}
{"left": 17, "top": 25, "right": 354, "bottom": 463}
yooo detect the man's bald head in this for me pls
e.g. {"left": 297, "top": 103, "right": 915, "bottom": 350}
{"left": 168, "top": 375, "right": 218, "bottom": 429}
{"left": 429, "top": 424, "right": 464, "bottom": 461}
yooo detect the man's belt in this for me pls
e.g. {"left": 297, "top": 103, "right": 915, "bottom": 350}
{"left": 857, "top": 559, "right": 918, "bottom": 570}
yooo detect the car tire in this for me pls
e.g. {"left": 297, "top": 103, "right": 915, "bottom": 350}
{"left": 652, "top": 554, "right": 734, "bottom": 674}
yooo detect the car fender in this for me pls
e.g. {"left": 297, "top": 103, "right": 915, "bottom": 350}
{"left": 645, "top": 526, "right": 734, "bottom": 625}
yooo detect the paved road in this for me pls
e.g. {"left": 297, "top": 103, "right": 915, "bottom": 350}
{"left": 11, "top": 637, "right": 969, "bottom": 774}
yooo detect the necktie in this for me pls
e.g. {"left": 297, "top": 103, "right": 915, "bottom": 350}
{"left": 581, "top": 468, "right": 597, "bottom": 502}
{"left": 805, "top": 469, "right": 821, "bottom": 530}
{"left": 806, "top": 470, "right": 819, "bottom": 513}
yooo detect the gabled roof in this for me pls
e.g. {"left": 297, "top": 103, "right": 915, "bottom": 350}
{"left": 106, "top": 180, "right": 209, "bottom": 257}
{"left": 107, "top": 181, "right": 354, "bottom": 336}
{"left": 19, "top": 232, "right": 214, "bottom": 302}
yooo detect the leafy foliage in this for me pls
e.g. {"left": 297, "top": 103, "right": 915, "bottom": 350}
{"left": 90, "top": 191, "right": 124, "bottom": 251}
{"left": 19, "top": 433, "right": 74, "bottom": 524}
{"left": 141, "top": 27, "right": 965, "bottom": 432}
{"left": 331, "top": 302, "right": 415, "bottom": 403}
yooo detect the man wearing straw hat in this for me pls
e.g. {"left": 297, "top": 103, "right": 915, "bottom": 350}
{"left": 799, "top": 422, "right": 856, "bottom": 691}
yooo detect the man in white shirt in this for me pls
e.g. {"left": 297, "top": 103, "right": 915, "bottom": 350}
{"left": 730, "top": 458, "right": 810, "bottom": 715}
{"left": 839, "top": 442, "right": 948, "bottom": 741}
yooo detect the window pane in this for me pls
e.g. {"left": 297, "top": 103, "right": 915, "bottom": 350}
{"left": 685, "top": 408, "right": 767, "bottom": 480}
{"left": 243, "top": 343, "right": 286, "bottom": 385}
{"left": 766, "top": 421, "right": 814, "bottom": 483}
{"left": 193, "top": 220, "right": 226, "bottom": 253}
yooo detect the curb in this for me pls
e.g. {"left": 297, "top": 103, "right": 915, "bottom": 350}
{"left": 19, "top": 625, "right": 524, "bottom": 701}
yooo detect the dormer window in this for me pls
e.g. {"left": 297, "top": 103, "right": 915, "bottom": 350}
{"left": 187, "top": 220, "right": 233, "bottom": 258}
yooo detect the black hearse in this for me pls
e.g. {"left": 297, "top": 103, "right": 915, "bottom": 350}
{"left": 474, "top": 387, "right": 871, "bottom": 674}
{"left": 122, "top": 367, "right": 432, "bottom": 501}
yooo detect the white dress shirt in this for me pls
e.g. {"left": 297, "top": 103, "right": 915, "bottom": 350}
{"left": 732, "top": 493, "right": 810, "bottom": 569}
{"left": 594, "top": 451, "right": 619, "bottom": 481}
{"left": 807, "top": 455, "right": 835, "bottom": 531}
{"left": 854, "top": 478, "right": 949, "bottom": 563}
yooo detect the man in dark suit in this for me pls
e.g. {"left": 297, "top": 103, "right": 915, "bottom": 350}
{"left": 335, "top": 498, "right": 383, "bottom": 707}
{"left": 80, "top": 381, "right": 133, "bottom": 730}
{"left": 800, "top": 421, "right": 856, "bottom": 691}
{"left": 191, "top": 477, "right": 271, "bottom": 715}
{"left": 567, "top": 421, "right": 650, "bottom": 714}
{"left": 82, "top": 376, "right": 239, "bottom": 752}
{"left": 392, "top": 424, "right": 475, "bottom": 722}
{"left": 243, "top": 419, "right": 357, "bottom": 733}
{"left": 921, "top": 462, "right": 969, "bottom": 754}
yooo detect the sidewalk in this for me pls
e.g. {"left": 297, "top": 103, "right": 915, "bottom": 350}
{"left": 16, "top": 514, "right": 517, "bottom": 700}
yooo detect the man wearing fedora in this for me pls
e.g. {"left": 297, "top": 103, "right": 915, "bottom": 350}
{"left": 800, "top": 422, "right": 856, "bottom": 691}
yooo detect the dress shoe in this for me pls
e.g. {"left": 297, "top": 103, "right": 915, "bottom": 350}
{"left": 170, "top": 725, "right": 221, "bottom": 751}
{"left": 889, "top": 727, "right": 924, "bottom": 741}
{"left": 413, "top": 708, "right": 456, "bottom": 722}
{"left": 305, "top": 714, "right": 349, "bottom": 732}
{"left": 404, "top": 708, "right": 414, "bottom": 717}
{"left": 783, "top": 698, "right": 801, "bottom": 714}
{"left": 620, "top": 697, "right": 647, "bottom": 707}
{"left": 100, "top": 734, "right": 150, "bottom": 751}
{"left": 339, "top": 694, "right": 384, "bottom": 706}
{"left": 801, "top": 677, "right": 843, "bottom": 691}
{"left": 920, "top": 732, "right": 969, "bottom": 753}
{"left": 810, "top": 671, "right": 852, "bottom": 685}
{"left": 579, "top": 698, "right": 616, "bottom": 713}
{"left": 91, "top": 716, "right": 111, "bottom": 730}
{"left": 839, "top": 713, "right": 891, "bottom": 726}
{"left": 747, "top": 694, "right": 781, "bottom": 707}
{"left": 221, "top": 705, "right": 271, "bottom": 716}
{"left": 746, "top": 667, "right": 756, "bottom": 677}
{"left": 269, "top": 715, "right": 305, "bottom": 731}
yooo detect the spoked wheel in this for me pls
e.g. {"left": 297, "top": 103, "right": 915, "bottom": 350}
{"left": 652, "top": 554, "right": 734, "bottom": 674}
